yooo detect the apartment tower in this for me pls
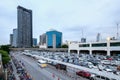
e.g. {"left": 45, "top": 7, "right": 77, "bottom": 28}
{"left": 17, "top": 6, "right": 32, "bottom": 48}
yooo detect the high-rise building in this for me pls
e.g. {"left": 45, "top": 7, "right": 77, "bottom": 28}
{"left": 33, "top": 38, "right": 37, "bottom": 47}
{"left": 39, "top": 33, "right": 47, "bottom": 48}
{"left": 40, "top": 33, "right": 46, "bottom": 45}
{"left": 10, "top": 34, "right": 13, "bottom": 46}
{"left": 13, "top": 29, "right": 18, "bottom": 47}
{"left": 96, "top": 33, "right": 100, "bottom": 42}
{"left": 81, "top": 38, "right": 86, "bottom": 43}
{"left": 17, "top": 6, "right": 33, "bottom": 48}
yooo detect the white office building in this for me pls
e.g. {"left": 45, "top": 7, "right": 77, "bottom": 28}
{"left": 68, "top": 40, "right": 120, "bottom": 56}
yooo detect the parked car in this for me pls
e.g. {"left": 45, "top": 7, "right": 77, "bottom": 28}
{"left": 101, "top": 60, "right": 111, "bottom": 65}
{"left": 63, "top": 58, "right": 69, "bottom": 62}
{"left": 89, "top": 73, "right": 96, "bottom": 80}
{"left": 113, "top": 71, "right": 120, "bottom": 75}
{"left": 103, "top": 66, "right": 115, "bottom": 72}
{"left": 93, "top": 75, "right": 117, "bottom": 80}
{"left": 80, "top": 61, "right": 86, "bottom": 66}
{"left": 76, "top": 70, "right": 91, "bottom": 78}
{"left": 104, "top": 68, "right": 113, "bottom": 72}
{"left": 68, "top": 59, "right": 74, "bottom": 63}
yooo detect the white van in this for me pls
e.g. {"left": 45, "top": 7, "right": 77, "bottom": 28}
{"left": 37, "top": 59, "right": 47, "bottom": 68}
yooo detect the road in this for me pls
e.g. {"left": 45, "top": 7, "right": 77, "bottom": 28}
{"left": 13, "top": 52, "right": 88, "bottom": 80}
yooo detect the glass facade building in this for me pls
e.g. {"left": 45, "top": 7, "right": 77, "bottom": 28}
{"left": 81, "top": 38, "right": 86, "bottom": 43}
{"left": 17, "top": 6, "right": 33, "bottom": 48}
{"left": 46, "top": 30, "right": 62, "bottom": 48}
{"left": 10, "top": 34, "right": 13, "bottom": 46}
{"left": 13, "top": 29, "right": 18, "bottom": 47}
{"left": 33, "top": 38, "right": 37, "bottom": 47}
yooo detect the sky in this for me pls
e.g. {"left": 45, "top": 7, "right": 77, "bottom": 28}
{"left": 0, "top": 0, "right": 120, "bottom": 45}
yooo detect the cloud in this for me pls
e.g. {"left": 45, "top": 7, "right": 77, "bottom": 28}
{"left": 0, "top": 0, "right": 120, "bottom": 44}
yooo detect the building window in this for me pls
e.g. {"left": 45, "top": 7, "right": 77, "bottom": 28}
{"left": 110, "top": 42, "right": 120, "bottom": 46}
{"left": 79, "top": 44, "right": 89, "bottom": 47}
{"left": 92, "top": 43, "right": 107, "bottom": 47}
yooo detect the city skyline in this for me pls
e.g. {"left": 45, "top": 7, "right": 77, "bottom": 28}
{"left": 0, "top": 0, "right": 120, "bottom": 45}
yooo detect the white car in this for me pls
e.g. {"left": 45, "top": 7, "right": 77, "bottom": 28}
{"left": 113, "top": 71, "right": 120, "bottom": 75}
{"left": 104, "top": 68, "right": 113, "bottom": 72}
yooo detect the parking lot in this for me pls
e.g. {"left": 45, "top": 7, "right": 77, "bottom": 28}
{"left": 12, "top": 50, "right": 120, "bottom": 80}
{"left": 11, "top": 51, "right": 89, "bottom": 80}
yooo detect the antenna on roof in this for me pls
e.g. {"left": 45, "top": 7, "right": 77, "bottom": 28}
{"left": 116, "top": 23, "right": 119, "bottom": 40}
{"left": 81, "top": 28, "right": 86, "bottom": 43}
{"left": 82, "top": 29, "right": 83, "bottom": 38}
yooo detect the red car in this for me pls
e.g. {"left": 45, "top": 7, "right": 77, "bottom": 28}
{"left": 76, "top": 70, "right": 91, "bottom": 78}
{"left": 107, "top": 58, "right": 113, "bottom": 60}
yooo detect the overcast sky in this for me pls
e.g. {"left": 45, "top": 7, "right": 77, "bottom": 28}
{"left": 0, "top": 0, "right": 120, "bottom": 45}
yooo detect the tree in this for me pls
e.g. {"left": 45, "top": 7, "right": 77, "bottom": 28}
{"left": 61, "top": 44, "right": 68, "bottom": 48}
{"left": 0, "top": 45, "right": 10, "bottom": 53}
{"left": 0, "top": 50, "right": 10, "bottom": 65}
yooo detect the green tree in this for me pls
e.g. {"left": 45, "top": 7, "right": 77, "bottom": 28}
{"left": 61, "top": 44, "right": 68, "bottom": 48}
{"left": 0, "top": 50, "right": 10, "bottom": 65}
{"left": 0, "top": 45, "right": 10, "bottom": 53}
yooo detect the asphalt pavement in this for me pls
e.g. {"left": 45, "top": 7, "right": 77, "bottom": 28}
{"left": 13, "top": 52, "right": 89, "bottom": 80}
